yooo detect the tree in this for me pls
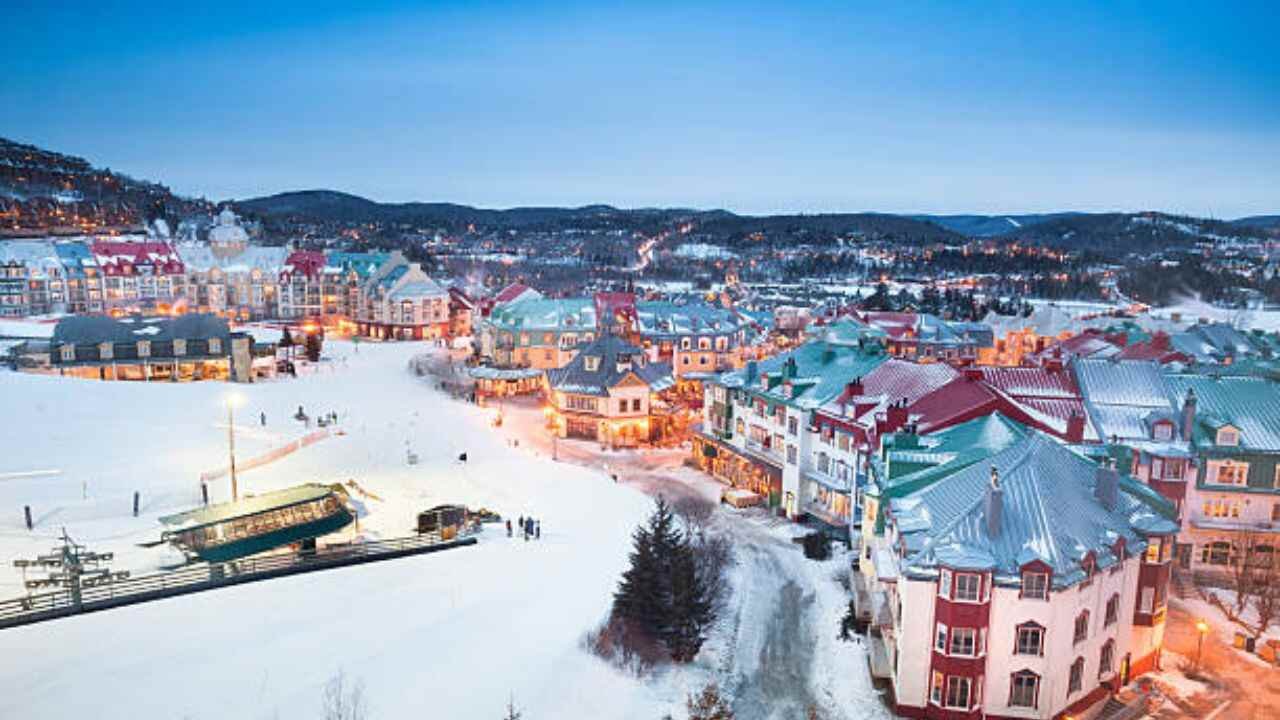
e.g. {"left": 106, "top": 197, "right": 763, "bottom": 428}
{"left": 686, "top": 684, "right": 733, "bottom": 720}
{"left": 280, "top": 327, "right": 295, "bottom": 355}
{"left": 321, "top": 670, "right": 367, "bottom": 720}
{"left": 614, "top": 496, "right": 680, "bottom": 644}
{"left": 502, "top": 695, "right": 522, "bottom": 720}
{"left": 668, "top": 539, "right": 713, "bottom": 662}
{"left": 1252, "top": 555, "right": 1280, "bottom": 635}
{"left": 305, "top": 330, "right": 323, "bottom": 362}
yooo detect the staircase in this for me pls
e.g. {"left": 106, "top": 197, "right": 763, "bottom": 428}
{"left": 1172, "top": 569, "right": 1196, "bottom": 600}
{"left": 1095, "top": 696, "right": 1144, "bottom": 720}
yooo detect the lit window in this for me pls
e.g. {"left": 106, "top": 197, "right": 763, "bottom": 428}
{"left": 1213, "top": 460, "right": 1248, "bottom": 486}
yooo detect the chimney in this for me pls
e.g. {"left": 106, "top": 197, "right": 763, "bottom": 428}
{"left": 844, "top": 376, "right": 864, "bottom": 400}
{"left": 1152, "top": 331, "right": 1170, "bottom": 351}
{"left": 886, "top": 399, "right": 909, "bottom": 432}
{"left": 963, "top": 366, "right": 983, "bottom": 382}
{"left": 985, "top": 466, "right": 1003, "bottom": 538}
{"left": 745, "top": 360, "right": 758, "bottom": 382}
{"left": 1095, "top": 460, "right": 1119, "bottom": 511}
{"left": 1066, "top": 411, "right": 1085, "bottom": 443}
{"left": 1181, "top": 388, "right": 1196, "bottom": 441}
{"left": 784, "top": 356, "right": 798, "bottom": 380}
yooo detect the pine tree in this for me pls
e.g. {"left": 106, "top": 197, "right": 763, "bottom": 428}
{"left": 667, "top": 536, "right": 713, "bottom": 662}
{"left": 614, "top": 496, "right": 679, "bottom": 642}
{"left": 305, "top": 331, "right": 323, "bottom": 362}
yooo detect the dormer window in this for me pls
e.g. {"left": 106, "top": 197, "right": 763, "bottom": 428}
{"left": 1153, "top": 421, "right": 1173, "bottom": 441}
{"left": 137, "top": 340, "right": 151, "bottom": 358}
{"left": 60, "top": 344, "right": 75, "bottom": 362}
{"left": 1217, "top": 426, "right": 1240, "bottom": 446}
{"left": 1021, "top": 572, "right": 1048, "bottom": 600}
{"left": 584, "top": 356, "right": 600, "bottom": 372}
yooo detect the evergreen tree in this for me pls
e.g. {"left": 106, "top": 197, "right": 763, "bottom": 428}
{"left": 667, "top": 537, "right": 713, "bottom": 662}
{"left": 305, "top": 331, "right": 323, "bottom": 362}
{"left": 614, "top": 496, "right": 679, "bottom": 643}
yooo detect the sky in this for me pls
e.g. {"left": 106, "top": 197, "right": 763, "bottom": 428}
{"left": 2, "top": 0, "right": 1277, "bottom": 217}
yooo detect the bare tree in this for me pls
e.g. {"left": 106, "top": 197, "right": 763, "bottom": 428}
{"left": 321, "top": 670, "right": 367, "bottom": 720}
{"left": 502, "top": 694, "right": 523, "bottom": 720}
{"left": 1228, "top": 533, "right": 1263, "bottom": 618}
{"left": 672, "top": 494, "right": 716, "bottom": 540}
{"left": 1250, "top": 547, "right": 1280, "bottom": 634}
{"left": 686, "top": 683, "right": 733, "bottom": 720}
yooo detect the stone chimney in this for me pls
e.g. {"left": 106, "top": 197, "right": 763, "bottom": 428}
{"left": 1095, "top": 460, "right": 1119, "bottom": 511}
{"left": 1181, "top": 388, "right": 1197, "bottom": 441}
{"left": 985, "top": 465, "right": 1003, "bottom": 538}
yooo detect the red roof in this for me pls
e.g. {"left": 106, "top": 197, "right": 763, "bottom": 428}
{"left": 910, "top": 372, "right": 1091, "bottom": 442}
{"left": 282, "top": 250, "right": 325, "bottom": 279}
{"left": 858, "top": 311, "right": 918, "bottom": 339}
{"left": 494, "top": 283, "right": 534, "bottom": 303}
{"left": 979, "top": 366, "right": 1080, "bottom": 399}
{"left": 91, "top": 240, "right": 184, "bottom": 275}
{"left": 1116, "top": 332, "right": 1190, "bottom": 364}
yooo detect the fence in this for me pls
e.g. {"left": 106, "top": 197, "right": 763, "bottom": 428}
{"left": 199, "top": 428, "right": 332, "bottom": 483}
{"left": 0, "top": 530, "right": 477, "bottom": 630}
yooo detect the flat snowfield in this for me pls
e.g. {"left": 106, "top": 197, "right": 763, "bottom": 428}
{"left": 0, "top": 341, "right": 666, "bottom": 719}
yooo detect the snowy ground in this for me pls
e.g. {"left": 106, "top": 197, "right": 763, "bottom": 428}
{"left": 0, "top": 340, "right": 888, "bottom": 720}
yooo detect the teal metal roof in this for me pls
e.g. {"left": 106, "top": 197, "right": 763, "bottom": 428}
{"left": 487, "top": 297, "right": 596, "bottom": 332}
{"left": 160, "top": 483, "right": 338, "bottom": 531}
{"left": 719, "top": 334, "right": 888, "bottom": 410}
{"left": 1164, "top": 374, "right": 1280, "bottom": 452}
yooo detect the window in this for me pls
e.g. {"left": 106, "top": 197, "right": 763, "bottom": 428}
{"left": 632, "top": 398, "right": 641, "bottom": 412}
{"left": 1274, "top": 466, "right": 1280, "bottom": 490}
{"left": 1203, "top": 499, "right": 1242, "bottom": 519}
{"left": 1213, "top": 460, "right": 1248, "bottom": 486}
{"left": 944, "top": 676, "right": 972, "bottom": 709}
{"left": 1273, "top": 503, "right": 1280, "bottom": 523}
{"left": 1105, "top": 593, "right": 1120, "bottom": 626}
{"left": 1022, "top": 572, "right": 1048, "bottom": 599}
{"left": 1068, "top": 657, "right": 1084, "bottom": 695}
{"left": 1073, "top": 611, "right": 1089, "bottom": 645}
{"left": 930, "top": 672, "right": 944, "bottom": 704}
{"left": 59, "top": 344, "right": 74, "bottom": 361}
{"left": 1201, "top": 541, "right": 1232, "bottom": 566}
{"left": 935, "top": 623, "right": 948, "bottom": 652}
{"left": 1216, "top": 427, "right": 1240, "bottom": 446}
{"left": 1099, "top": 640, "right": 1115, "bottom": 676}
{"left": 1015, "top": 623, "right": 1044, "bottom": 656}
{"left": 1009, "top": 671, "right": 1039, "bottom": 708}
{"left": 585, "top": 356, "right": 600, "bottom": 371}
{"left": 208, "top": 337, "right": 221, "bottom": 354}
{"left": 939, "top": 569, "right": 952, "bottom": 597}
{"left": 838, "top": 433, "right": 850, "bottom": 451}
{"left": 1140, "top": 586, "right": 1155, "bottom": 613}
{"left": 950, "top": 627, "right": 977, "bottom": 656}
{"left": 954, "top": 573, "right": 981, "bottom": 602}
{"left": 786, "top": 445, "right": 797, "bottom": 465}
{"left": 1153, "top": 422, "right": 1173, "bottom": 441}
{"left": 618, "top": 399, "right": 627, "bottom": 413}
{"left": 818, "top": 452, "right": 830, "bottom": 474}
{"left": 787, "top": 416, "right": 798, "bottom": 436}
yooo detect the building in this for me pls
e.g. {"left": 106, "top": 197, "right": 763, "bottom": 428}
{"left": 324, "top": 251, "right": 389, "bottom": 327}
{"left": 355, "top": 253, "right": 450, "bottom": 340}
{"left": 0, "top": 240, "right": 66, "bottom": 316}
{"left": 545, "top": 334, "right": 673, "bottom": 447}
{"left": 91, "top": 238, "right": 186, "bottom": 314}
{"left": 41, "top": 313, "right": 271, "bottom": 382}
{"left": 906, "top": 365, "right": 1093, "bottom": 443}
{"left": 1162, "top": 374, "right": 1280, "bottom": 578}
{"left": 448, "top": 286, "right": 476, "bottom": 339}
{"left": 692, "top": 318, "right": 890, "bottom": 515}
{"left": 855, "top": 311, "right": 986, "bottom": 364}
{"left": 53, "top": 241, "right": 104, "bottom": 314}
{"left": 862, "top": 433, "right": 1178, "bottom": 719}
{"left": 478, "top": 297, "right": 597, "bottom": 369}
{"left": 277, "top": 250, "right": 327, "bottom": 320}
{"left": 176, "top": 234, "right": 288, "bottom": 320}
{"left": 634, "top": 300, "right": 753, "bottom": 379}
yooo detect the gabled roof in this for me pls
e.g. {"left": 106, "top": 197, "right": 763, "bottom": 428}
{"left": 1074, "top": 359, "right": 1179, "bottom": 442}
{"left": 891, "top": 433, "right": 1177, "bottom": 587}
{"left": 487, "top": 297, "right": 596, "bottom": 332}
{"left": 160, "top": 483, "right": 336, "bottom": 531}
{"left": 879, "top": 414, "right": 1029, "bottom": 497}
{"left": 818, "top": 358, "right": 958, "bottom": 425}
{"left": 719, "top": 335, "right": 889, "bottom": 410}
{"left": 493, "top": 283, "right": 542, "bottom": 304}
{"left": 547, "top": 334, "right": 673, "bottom": 396}
{"left": 634, "top": 300, "right": 747, "bottom": 337}
{"left": 1164, "top": 374, "right": 1280, "bottom": 452}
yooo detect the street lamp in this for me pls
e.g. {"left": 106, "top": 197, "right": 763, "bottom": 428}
{"left": 225, "top": 392, "right": 244, "bottom": 501}
{"left": 1194, "top": 619, "right": 1209, "bottom": 673}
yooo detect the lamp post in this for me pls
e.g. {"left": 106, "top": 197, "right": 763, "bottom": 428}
{"left": 1194, "top": 619, "right": 1209, "bottom": 673}
{"left": 226, "top": 393, "right": 244, "bottom": 501}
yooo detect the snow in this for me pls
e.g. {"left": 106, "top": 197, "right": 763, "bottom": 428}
{"left": 673, "top": 243, "right": 735, "bottom": 260}
{"left": 0, "top": 341, "right": 888, "bottom": 720}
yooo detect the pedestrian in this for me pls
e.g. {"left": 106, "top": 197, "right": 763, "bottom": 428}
{"left": 517, "top": 516, "right": 523, "bottom": 536}
{"left": 535, "top": 520, "right": 541, "bottom": 540}
{"left": 505, "top": 519, "right": 512, "bottom": 537}
{"left": 260, "top": 411, "right": 266, "bottom": 426}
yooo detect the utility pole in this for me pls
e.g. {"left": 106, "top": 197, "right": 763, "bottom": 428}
{"left": 226, "top": 395, "right": 241, "bottom": 501}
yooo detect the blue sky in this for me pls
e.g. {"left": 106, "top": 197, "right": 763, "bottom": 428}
{"left": 3, "top": 1, "right": 1277, "bottom": 216}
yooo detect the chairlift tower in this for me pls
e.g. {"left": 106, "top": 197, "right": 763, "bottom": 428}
{"left": 12, "top": 529, "right": 129, "bottom": 608}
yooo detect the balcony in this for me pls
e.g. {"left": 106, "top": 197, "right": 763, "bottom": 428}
{"left": 802, "top": 499, "right": 851, "bottom": 529}
{"left": 804, "top": 467, "right": 853, "bottom": 493}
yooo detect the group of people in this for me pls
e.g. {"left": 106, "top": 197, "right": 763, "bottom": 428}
{"left": 507, "top": 515, "right": 541, "bottom": 541}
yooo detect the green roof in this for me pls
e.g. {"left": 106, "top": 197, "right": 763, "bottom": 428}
{"left": 879, "top": 414, "right": 1029, "bottom": 498}
{"left": 1165, "top": 374, "right": 1280, "bottom": 452}
{"left": 721, "top": 334, "right": 888, "bottom": 409}
{"left": 160, "top": 483, "right": 338, "bottom": 530}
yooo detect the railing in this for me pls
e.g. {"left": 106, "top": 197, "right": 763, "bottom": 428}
{"left": 0, "top": 529, "right": 478, "bottom": 630}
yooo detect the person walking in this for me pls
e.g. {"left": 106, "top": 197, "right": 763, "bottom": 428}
{"left": 260, "top": 411, "right": 267, "bottom": 426}
{"left": 535, "top": 520, "right": 541, "bottom": 540}
{"left": 505, "top": 519, "right": 512, "bottom": 537}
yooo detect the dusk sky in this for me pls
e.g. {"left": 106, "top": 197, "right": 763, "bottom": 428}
{"left": 3, "top": 1, "right": 1277, "bottom": 217}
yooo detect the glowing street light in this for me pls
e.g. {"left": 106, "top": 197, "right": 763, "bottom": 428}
{"left": 225, "top": 393, "right": 244, "bottom": 501}
{"left": 1194, "top": 619, "right": 1210, "bottom": 673}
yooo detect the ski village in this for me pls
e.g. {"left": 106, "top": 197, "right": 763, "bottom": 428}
{"left": 2, "top": 202, "right": 1280, "bottom": 720}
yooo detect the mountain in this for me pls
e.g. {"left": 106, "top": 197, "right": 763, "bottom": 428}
{"left": 0, "top": 137, "right": 205, "bottom": 235}
{"left": 1233, "top": 215, "right": 1280, "bottom": 232}
{"left": 910, "top": 213, "right": 1082, "bottom": 237}
{"left": 233, "top": 190, "right": 724, "bottom": 232}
